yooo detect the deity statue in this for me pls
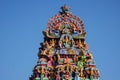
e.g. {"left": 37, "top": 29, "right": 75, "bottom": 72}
{"left": 49, "top": 39, "right": 56, "bottom": 48}
{"left": 40, "top": 67, "right": 45, "bottom": 80}
{"left": 64, "top": 56, "right": 70, "bottom": 64}
{"left": 65, "top": 71, "right": 71, "bottom": 80}
{"left": 36, "top": 68, "right": 41, "bottom": 78}
{"left": 74, "top": 55, "right": 78, "bottom": 63}
{"left": 49, "top": 69, "right": 55, "bottom": 80}
{"left": 86, "top": 52, "right": 93, "bottom": 63}
{"left": 45, "top": 69, "right": 48, "bottom": 78}
{"left": 47, "top": 56, "right": 53, "bottom": 67}
{"left": 78, "top": 40, "right": 84, "bottom": 49}
{"left": 89, "top": 68, "right": 94, "bottom": 80}
{"left": 55, "top": 72, "right": 60, "bottom": 80}
{"left": 74, "top": 69, "right": 80, "bottom": 80}
{"left": 68, "top": 48, "right": 74, "bottom": 54}
{"left": 59, "top": 41, "right": 63, "bottom": 48}
{"left": 74, "top": 40, "right": 79, "bottom": 48}
{"left": 44, "top": 41, "right": 50, "bottom": 49}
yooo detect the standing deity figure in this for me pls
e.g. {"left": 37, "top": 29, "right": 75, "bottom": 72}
{"left": 45, "top": 69, "right": 48, "bottom": 78}
{"left": 37, "top": 68, "right": 41, "bottom": 78}
{"left": 74, "top": 69, "right": 80, "bottom": 80}
{"left": 50, "top": 39, "right": 56, "bottom": 48}
{"left": 77, "top": 60, "right": 84, "bottom": 78}
{"left": 55, "top": 72, "right": 60, "bottom": 80}
{"left": 74, "top": 55, "right": 78, "bottom": 63}
{"left": 40, "top": 67, "right": 45, "bottom": 80}
{"left": 47, "top": 56, "right": 53, "bottom": 67}
{"left": 89, "top": 68, "right": 94, "bottom": 80}
{"left": 78, "top": 40, "right": 84, "bottom": 49}
{"left": 59, "top": 41, "right": 63, "bottom": 48}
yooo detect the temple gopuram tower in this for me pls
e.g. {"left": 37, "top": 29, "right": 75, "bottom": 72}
{"left": 29, "top": 5, "right": 100, "bottom": 80}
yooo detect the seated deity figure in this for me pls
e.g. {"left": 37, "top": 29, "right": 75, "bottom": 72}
{"left": 64, "top": 56, "right": 70, "bottom": 64}
{"left": 64, "top": 71, "right": 70, "bottom": 80}
{"left": 60, "top": 35, "right": 73, "bottom": 48}
{"left": 60, "top": 48, "right": 67, "bottom": 54}
{"left": 62, "top": 23, "right": 72, "bottom": 34}
{"left": 68, "top": 48, "right": 74, "bottom": 54}
{"left": 61, "top": 35, "right": 70, "bottom": 48}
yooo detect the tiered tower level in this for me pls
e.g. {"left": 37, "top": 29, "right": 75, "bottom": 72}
{"left": 29, "top": 5, "right": 100, "bottom": 80}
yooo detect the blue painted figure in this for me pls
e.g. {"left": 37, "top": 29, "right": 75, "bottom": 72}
{"left": 74, "top": 69, "right": 80, "bottom": 80}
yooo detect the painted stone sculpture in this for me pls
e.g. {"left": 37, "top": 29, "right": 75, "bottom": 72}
{"left": 29, "top": 5, "right": 100, "bottom": 80}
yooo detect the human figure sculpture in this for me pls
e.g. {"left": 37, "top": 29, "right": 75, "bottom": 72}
{"left": 40, "top": 67, "right": 45, "bottom": 80}
{"left": 56, "top": 51, "right": 60, "bottom": 61}
{"left": 59, "top": 41, "right": 63, "bottom": 48}
{"left": 64, "top": 56, "right": 70, "bottom": 64}
{"left": 49, "top": 70, "right": 55, "bottom": 80}
{"left": 47, "top": 57, "right": 53, "bottom": 67}
{"left": 50, "top": 39, "right": 56, "bottom": 48}
{"left": 89, "top": 68, "right": 94, "bottom": 80}
{"left": 44, "top": 41, "right": 50, "bottom": 49}
{"left": 45, "top": 69, "right": 49, "bottom": 78}
{"left": 74, "top": 69, "right": 80, "bottom": 80}
{"left": 55, "top": 72, "right": 60, "bottom": 80}
{"left": 74, "top": 55, "right": 78, "bottom": 63}
{"left": 36, "top": 69, "right": 40, "bottom": 78}
{"left": 60, "top": 66, "right": 65, "bottom": 79}
{"left": 74, "top": 40, "right": 79, "bottom": 48}
{"left": 86, "top": 52, "right": 93, "bottom": 63}
{"left": 68, "top": 48, "right": 74, "bottom": 54}
{"left": 78, "top": 40, "right": 84, "bottom": 49}
{"left": 64, "top": 71, "right": 70, "bottom": 80}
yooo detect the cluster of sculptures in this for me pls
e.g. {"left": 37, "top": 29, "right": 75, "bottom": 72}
{"left": 29, "top": 5, "right": 100, "bottom": 80}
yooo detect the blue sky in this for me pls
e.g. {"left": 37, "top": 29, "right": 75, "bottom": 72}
{"left": 0, "top": 0, "right": 120, "bottom": 80}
